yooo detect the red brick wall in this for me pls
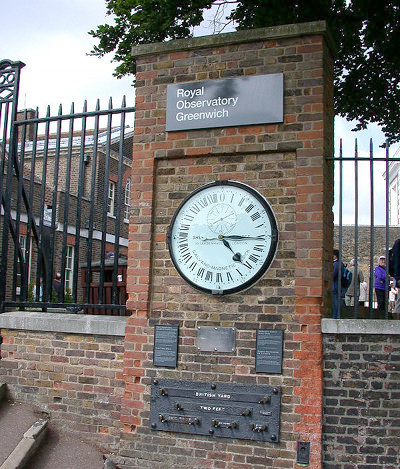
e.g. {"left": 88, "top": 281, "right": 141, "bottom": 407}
{"left": 0, "top": 329, "right": 125, "bottom": 450}
{"left": 123, "top": 22, "right": 334, "bottom": 468}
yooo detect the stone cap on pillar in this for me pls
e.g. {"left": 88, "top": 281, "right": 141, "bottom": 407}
{"left": 131, "top": 20, "right": 336, "bottom": 58}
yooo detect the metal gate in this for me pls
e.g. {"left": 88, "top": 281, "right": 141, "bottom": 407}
{"left": 0, "top": 59, "right": 135, "bottom": 315}
{"left": 330, "top": 140, "right": 400, "bottom": 319}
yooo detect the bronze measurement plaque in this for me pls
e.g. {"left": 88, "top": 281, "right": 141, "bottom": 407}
{"left": 150, "top": 379, "right": 281, "bottom": 442}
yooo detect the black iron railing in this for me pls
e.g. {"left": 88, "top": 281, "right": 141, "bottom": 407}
{"left": 0, "top": 59, "right": 134, "bottom": 315}
{"left": 329, "top": 139, "right": 400, "bottom": 319}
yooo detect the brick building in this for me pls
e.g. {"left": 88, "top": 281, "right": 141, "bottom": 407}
{"left": 385, "top": 147, "right": 400, "bottom": 225}
{"left": 1, "top": 111, "right": 133, "bottom": 306}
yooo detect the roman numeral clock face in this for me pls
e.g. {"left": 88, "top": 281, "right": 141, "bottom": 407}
{"left": 167, "top": 180, "right": 279, "bottom": 295}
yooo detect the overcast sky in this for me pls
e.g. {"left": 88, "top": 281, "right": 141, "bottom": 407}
{"left": 1, "top": 0, "right": 397, "bottom": 225}
{"left": 0, "top": 0, "right": 132, "bottom": 112}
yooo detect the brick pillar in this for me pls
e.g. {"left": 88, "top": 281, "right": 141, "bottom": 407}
{"left": 122, "top": 21, "right": 334, "bottom": 468}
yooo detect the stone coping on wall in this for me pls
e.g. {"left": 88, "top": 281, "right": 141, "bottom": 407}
{"left": 322, "top": 318, "right": 400, "bottom": 335}
{"left": 131, "top": 20, "right": 335, "bottom": 58}
{"left": 0, "top": 311, "right": 127, "bottom": 337}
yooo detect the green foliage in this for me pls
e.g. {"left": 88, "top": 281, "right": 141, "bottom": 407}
{"left": 50, "top": 287, "right": 73, "bottom": 303}
{"left": 51, "top": 287, "right": 58, "bottom": 303}
{"left": 90, "top": 0, "right": 400, "bottom": 143}
{"left": 27, "top": 282, "right": 34, "bottom": 302}
{"left": 64, "top": 288, "right": 74, "bottom": 304}
{"left": 90, "top": 0, "right": 213, "bottom": 77}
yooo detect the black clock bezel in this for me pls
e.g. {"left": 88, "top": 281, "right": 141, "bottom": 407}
{"left": 166, "top": 180, "right": 279, "bottom": 295}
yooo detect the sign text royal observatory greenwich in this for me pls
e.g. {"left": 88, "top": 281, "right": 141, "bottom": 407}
{"left": 166, "top": 73, "right": 284, "bottom": 132}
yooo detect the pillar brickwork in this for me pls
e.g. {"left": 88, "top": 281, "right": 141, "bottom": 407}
{"left": 123, "top": 21, "right": 334, "bottom": 468}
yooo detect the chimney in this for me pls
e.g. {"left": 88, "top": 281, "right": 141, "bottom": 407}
{"left": 16, "top": 109, "right": 36, "bottom": 142}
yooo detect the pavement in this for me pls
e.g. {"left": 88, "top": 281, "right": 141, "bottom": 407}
{"left": 0, "top": 382, "right": 112, "bottom": 469}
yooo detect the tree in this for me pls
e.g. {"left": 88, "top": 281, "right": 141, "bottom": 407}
{"left": 90, "top": 0, "right": 400, "bottom": 144}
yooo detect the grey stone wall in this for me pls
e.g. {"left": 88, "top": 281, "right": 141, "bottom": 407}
{"left": 322, "top": 320, "right": 400, "bottom": 469}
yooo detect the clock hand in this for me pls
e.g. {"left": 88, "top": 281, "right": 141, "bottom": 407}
{"left": 222, "top": 235, "right": 266, "bottom": 241}
{"left": 222, "top": 239, "right": 243, "bottom": 263}
{"left": 210, "top": 213, "right": 235, "bottom": 224}
{"left": 201, "top": 235, "right": 266, "bottom": 241}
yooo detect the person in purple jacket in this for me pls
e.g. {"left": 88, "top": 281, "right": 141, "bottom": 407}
{"left": 374, "top": 256, "right": 387, "bottom": 311}
{"left": 332, "top": 249, "right": 345, "bottom": 318}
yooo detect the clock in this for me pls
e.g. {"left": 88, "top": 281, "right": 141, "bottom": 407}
{"left": 166, "top": 180, "right": 279, "bottom": 295}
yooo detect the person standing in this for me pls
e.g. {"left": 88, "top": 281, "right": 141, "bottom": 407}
{"left": 52, "top": 272, "right": 62, "bottom": 302}
{"left": 345, "top": 259, "right": 364, "bottom": 307}
{"left": 359, "top": 280, "right": 368, "bottom": 306}
{"left": 389, "top": 280, "right": 396, "bottom": 312}
{"left": 333, "top": 249, "right": 345, "bottom": 318}
{"left": 374, "top": 256, "right": 387, "bottom": 311}
{"left": 393, "top": 279, "right": 400, "bottom": 319}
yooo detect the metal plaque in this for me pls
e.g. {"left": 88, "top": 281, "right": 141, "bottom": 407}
{"left": 197, "top": 327, "right": 235, "bottom": 353}
{"left": 153, "top": 325, "right": 179, "bottom": 368}
{"left": 166, "top": 74, "right": 284, "bottom": 131}
{"left": 297, "top": 441, "right": 310, "bottom": 465}
{"left": 255, "top": 329, "right": 283, "bottom": 374}
{"left": 150, "top": 379, "right": 281, "bottom": 442}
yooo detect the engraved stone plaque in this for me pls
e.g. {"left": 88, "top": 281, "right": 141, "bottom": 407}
{"left": 255, "top": 329, "right": 283, "bottom": 374}
{"left": 153, "top": 325, "right": 179, "bottom": 368}
{"left": 197, "top": 327, "right": 235, "bottom": 353}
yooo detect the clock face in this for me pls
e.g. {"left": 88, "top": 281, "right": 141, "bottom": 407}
{"left": 166, "top": 180, "right": 279, "bottom": 295}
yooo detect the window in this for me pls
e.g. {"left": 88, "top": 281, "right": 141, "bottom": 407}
{"left": 43, "top": 204, "right": 58, "bottom": 227}
{"left": 16, "top": 235, "right": 26, "bottom": 296}
{"left": 65, "top": 245, "right": 74, "bottom": 292}
{"left": 16, "top": 235, "right": 33, "bottom": 295}
{"left": 390, "top": 180, "right": 399, "bottom": 225}
{"left": 124, "top": 178, "right": 131, "bottom": 221}
{"left": 107, "top": 181, "right": 115, "bottom": 216}
{"left": 19, "top": 235, "right": 27, "bottom": 257}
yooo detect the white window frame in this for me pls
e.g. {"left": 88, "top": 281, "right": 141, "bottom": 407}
{"left": 19, "top": 234, "right": 27, "bottom": 258}
{"left": 65, "top": 245, "right": 74, "bottom": 293}
{"left": 124, "top": 178, "right": 131, "bottom": 221}
{"left": 17, "top": 234, "right": 33, "bottom": 288}
{"left": 107, "top": 181, "right": 115, "bottom": 217}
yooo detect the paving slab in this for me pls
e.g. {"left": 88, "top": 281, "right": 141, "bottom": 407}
{"left": 0, "top": 401, "right": 40, "bottom": 466}
{"left": 1, "top": 419, "right": 47, "bottom": 469}
{"left": 0, "top": 395, "right": 105, "bottom": 469}
{"left": 24, "top": 422, "right": 104, "bottom": 469}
